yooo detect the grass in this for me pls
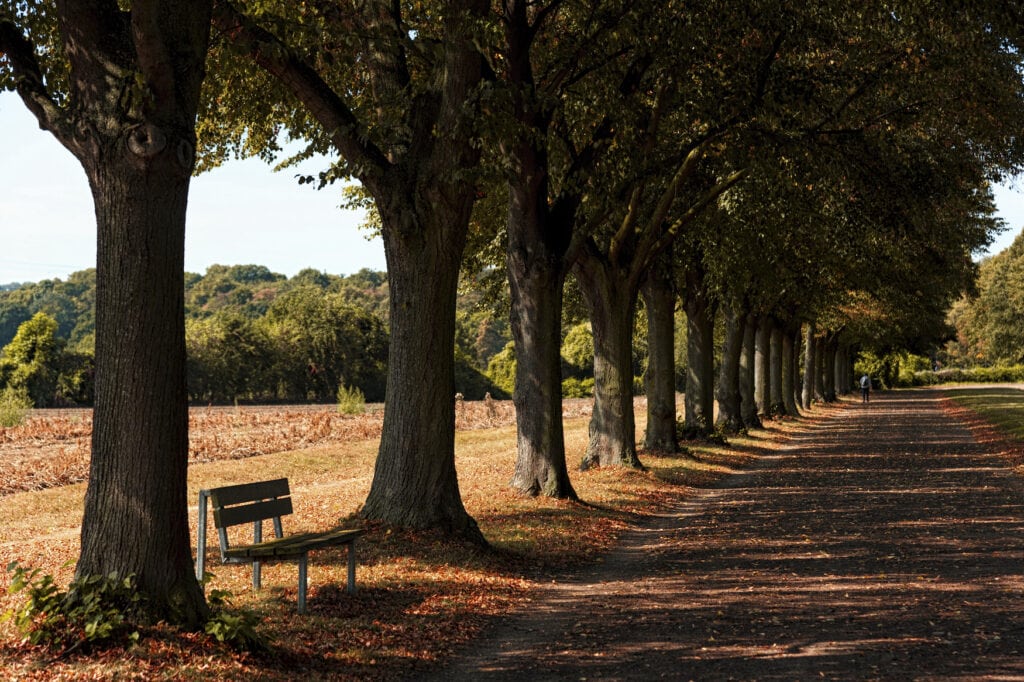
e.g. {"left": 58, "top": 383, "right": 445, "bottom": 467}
{"left": 943, "top": 385, "right": 1024, "bottom": 441}
{"left": 0, "top": 408, "right": 805, "bottom": 680}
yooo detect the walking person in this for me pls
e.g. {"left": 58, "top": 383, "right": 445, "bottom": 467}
{"left": 860, "top": 374, "right": 872, "bottom": 403}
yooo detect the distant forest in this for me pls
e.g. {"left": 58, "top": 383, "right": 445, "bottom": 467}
{"left": 0, "top": 264, "right": 536, "bottom": 406}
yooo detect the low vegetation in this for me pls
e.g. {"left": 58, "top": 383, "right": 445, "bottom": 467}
{"left": 0, "top": 398, "right": 801, "bottom": 680}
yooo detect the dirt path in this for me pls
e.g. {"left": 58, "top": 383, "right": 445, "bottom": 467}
{"left": 424, "top": 389, "right": 1024, "bottom": 681}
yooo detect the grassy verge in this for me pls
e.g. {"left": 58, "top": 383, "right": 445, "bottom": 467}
{"left": 942, "top": 385, "right": 1024, "bottom": 441}
{"left": 0, "top": 410, "right": 812, "bottom": 680}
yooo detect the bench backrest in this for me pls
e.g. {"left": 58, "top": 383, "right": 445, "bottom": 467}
{"left": 203, "top": 478, "right": 293, "bottom": 564}
{"left": 209, "top": 478, "right": 293, "bottom": 530}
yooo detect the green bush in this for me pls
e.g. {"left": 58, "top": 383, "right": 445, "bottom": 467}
{"left": 561, "top": 377, "right": 594, "bottom": 398}
{"left": 0, "top": 385, "right": 32, "bottom": 427}
{"left": 4, "top": 562, "right": 143, "bottom": 649}
{"left": 336, "top": 384, "right": 366, "bottom": 415}
{"left": 905, "top": 364, "right": 1024, "bottom": 386}
{"left": 204, "top": 587, "right": 266, "bottom": 652}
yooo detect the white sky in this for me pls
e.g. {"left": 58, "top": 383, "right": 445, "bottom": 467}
{"left": 1, "top": 91, "right": 1023, "bottom": 285}
{"left": 0, "top": 92, "right": 385, "bottom": 284}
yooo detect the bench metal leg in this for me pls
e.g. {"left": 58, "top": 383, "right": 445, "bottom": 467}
{"left": 298, "top": 554, "right": 308, "bottom": 614}
{"left": 347, "top": 543, "right": 357, "bottom": 594}
{"left": 196, "top": 490, "right": 209, "bottom": 585}
{"left": 253, "top": 519, "right": 263, "bottom": 591}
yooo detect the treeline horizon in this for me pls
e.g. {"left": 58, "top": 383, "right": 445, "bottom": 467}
{"left": 0, "top": 262, "right": 624, "bottom": 408}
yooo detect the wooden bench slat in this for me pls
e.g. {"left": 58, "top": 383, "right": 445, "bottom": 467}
{"left": 213, "top": 497, "right": 293, "bottom": 528}
{"left": 210, "top": 478, "right": 290, "bottom": 506}
{"left": 225, "top": 529, "right": 365, "bottom": 559}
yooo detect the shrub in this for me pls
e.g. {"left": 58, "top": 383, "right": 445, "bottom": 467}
{"left": 561, "top": 376, "right": 594, "bottom": 398}
{"left": 336, "top": 384, "right": 366, "bottom": 415}
{"left": 906, "top": 364, "right": 1024, "bottom": 386}
{"left": 204, "top": 587, "right": 266, "bottom": 652}
{"left": 4, "top": 562, "right": 143, "bottom": 649}
{"left": 0, "top": 385, "right": 32, "bottom": 427}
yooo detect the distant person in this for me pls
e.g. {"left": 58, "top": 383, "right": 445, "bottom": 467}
{"left": 860, "top": 374, "right": 872, "bottom": 403}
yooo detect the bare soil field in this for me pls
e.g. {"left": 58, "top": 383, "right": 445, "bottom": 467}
{"left": 0, "top": 399, "right": 592, "bottom": 497}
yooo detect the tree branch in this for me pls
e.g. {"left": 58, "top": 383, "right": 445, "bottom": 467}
{"left": 646, "top": 166, "right": 749, "bottom": 263}
{"left": 0, "top": 18, "right": 76, "bottom": 151}
{"left": 212, "top": 0, "right": 391, "bottom": 187}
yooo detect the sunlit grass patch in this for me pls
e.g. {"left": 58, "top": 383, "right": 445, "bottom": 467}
{"left": 944, "top": 385, "right": 1024, "bottom": 441}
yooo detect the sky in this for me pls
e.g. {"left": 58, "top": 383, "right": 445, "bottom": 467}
{"left": 0, "top": 92, "right": 385, "bottom": 285}
{"left": 2, "top": 90, "right": 1023, "bottom": 286}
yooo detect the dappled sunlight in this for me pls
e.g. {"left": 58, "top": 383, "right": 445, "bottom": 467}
{"left": 436, "top": 389, "right": 1024, "bottom": 680}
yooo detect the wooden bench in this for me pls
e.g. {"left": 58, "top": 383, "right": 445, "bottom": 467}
{"left": 195, "top": 478, "right": 364, "bottom": 613}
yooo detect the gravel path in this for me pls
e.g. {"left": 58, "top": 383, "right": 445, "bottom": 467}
{"left": 424, "top": 389, "right": 1024, "bottom": 681}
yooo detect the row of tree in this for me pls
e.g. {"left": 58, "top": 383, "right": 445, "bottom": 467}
{"left": 2, "top": 0, "right": 1021, "bottom": 626}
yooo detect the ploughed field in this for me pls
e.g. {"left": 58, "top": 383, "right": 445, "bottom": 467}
{"left": 0, "top": 399, "right": 593, "bottom": 497}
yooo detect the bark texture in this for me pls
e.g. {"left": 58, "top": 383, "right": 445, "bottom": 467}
{"left": 801, "top": 323, "right": 816, "bottom": 409}
{"left": 507, "top": 247, "right": 576, "bottom": 497}
{"left": 641, "top": 253, "right": 678, "bottom": 452}
{"left": 769, "top": 323, "right": 785, "bottom": 416}
{"left": 362, "top": 195, "right": 483, "bottom": 540}
{"left": 781, "top": 327, "right": 799, "bottom": 416}
{"left": 715, "top": 301, "right": 745, "bottom": 433}
{"left": 0, "top": 0, "right": 213, "bottom": 625}
{"left": 213, "top": 0, "right": 489, "bottom": 541}
{"left": 576, "top": 259, "right": 642, "bottom": 470}
{"left": 503, "top": 0, "right": 577, "bottom": 497}
{"left": 739, "top": 313, "right": 762, "bottom": 428}
{"left": 684, "top": 269, "right": 716, "bottom": 435}
{"left": 754, "top": 316, "right": 771, "bottom": 415}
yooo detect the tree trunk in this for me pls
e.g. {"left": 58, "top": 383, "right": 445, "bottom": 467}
{"left": 781, "top": 326, "right": 799, "bottom": 416}
{"left": 362, "top": 199, "right": 484, "bottom": 542}
{"left": 739, "top": 312, "right": 762, "bottom": 428}
{"left": 77, "top": 144, "right": 206, "bottom": 625}
{"left": 641, "top": 252, "right": 678, "bottom": 452}
{"left": 824, "top": 336, "right": 838, "bottom": 401}
{"left": 715, "top": 301, "right": 745, "bottom": 432}
{"left": 507, "top": 240, "right": 576, "bottom": 497}
{"left": 812, "top": 336, "right": 824, "bottom": 402}
{"left": 755, "top": 315, "right": 771, "bottom": 415}
{"left": 769, "top": 322, "right": 785, "bottom": 416}
{"left": 801, "top": 322, "right": 816, "bottom": 408}
{"left": 502, "top": 0, "right": 579, "bottom": 496}
{"left": 684, "top": 270, "right": 716, "bottom": 435}
{"left": 834, "top": 345, "right": 845, "bottom": 395}
{"left": 575, "top": 260, "right": 641, "bottom": 469}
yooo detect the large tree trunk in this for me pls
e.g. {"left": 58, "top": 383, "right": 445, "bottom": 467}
{"left": 801, "top": 322, "right": 816, "bottom": 408}
{"left": 641, "top": 252, "right": 678, "bottom": 452}
{"left": 715, "top": 301, "right": 745, "bottom": 433}
{"left": 813, "top": 335, "right": 826, "bottom": 402}
{"left": 834, "top": 345, "right": 845, "bottom": 395}
{"left": 755, "top": 315, "right": 771, "bottom": 415}
{"left": 781, "top": 327, "right": 799, "bottom": 416}
{"left": 575, "top": 261, "right": 641, "bottom": 469}
{"left": 684, "top": 270, "right": 716, "bottom": 435}
{"left": 79, "top": 145, "right": 206, "bottom": 625}
{"left": 363, "top": 199, "right": 484, "bottom": 542}
{"left": 507, "top": 236, "right": 576, "bottom": 497}
{"left": 739, "top": 312, "right": 762, "bottom": 428}
{"left": 823, "top": 335, "right": 838, "bottom": 401}
{"left": 768, "top": 322, "right": 785, "bottom": 417}
{"left": 1, "top": 0, "right": 217, "bottom": 626}
{"left": 208, "top": 0, "right": 489, "bottom": 541}
{"left": 502, "top": 1, "right": 577, "bottom": 497}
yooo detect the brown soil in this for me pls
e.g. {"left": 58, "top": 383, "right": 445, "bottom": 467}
{"left": 424, "top": 389, "right": 1024, "bottom": 681}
